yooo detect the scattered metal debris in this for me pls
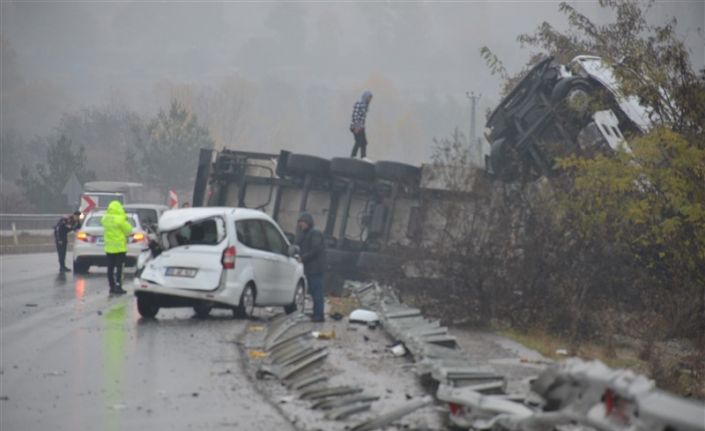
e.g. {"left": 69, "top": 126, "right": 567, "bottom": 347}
{"left": 350, "top": 396, "right": 434, "bottom": 431}
{"left": 299, "top": 385, "right": 363, "bottom": 400}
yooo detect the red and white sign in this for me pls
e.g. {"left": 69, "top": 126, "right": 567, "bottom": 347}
{"left": 168, "top": 189, "right": 179, "bottom": 209}
{"left": 79, "top": 195, "right": 97, "bottom": 215}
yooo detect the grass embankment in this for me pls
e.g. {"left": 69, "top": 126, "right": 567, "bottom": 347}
{"left": 497, "top": 326, "right": 704, "bottom": 399}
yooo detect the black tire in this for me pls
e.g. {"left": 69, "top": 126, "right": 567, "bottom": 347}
{"left": 330, "top": 157, "right": 375, "bottom": 181}
{"left": 356, "top": 251, "right": 401, "bottom": 272}
{"left": 193, "top": 303, "right": 212, "bottom": 318}
{"left": 374, "top": 161, "right": 421, "bottom": 183}
{"left": 73, "top": 260, "right": 89, "bottom": 274}
{"left": 137, "top": 296, "right": 159, "bottom": 318}
{"left": 550, "top": 77, "right": 593, "bottom": 104}
{"left": 284, "top": 154, "right": 331, "bottom": 178}
{"left": 284, "top": 280, "right": 306, "bottom": 314}
{"left": 234, "top": 284, "right": 256, "bottom": 319}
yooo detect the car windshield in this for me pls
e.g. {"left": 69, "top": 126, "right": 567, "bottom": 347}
{"left": 161, "top": 217, "right": 224, "bottom": 249}
{"left": 84, "top": 214, "right": 137, "bottom": 228}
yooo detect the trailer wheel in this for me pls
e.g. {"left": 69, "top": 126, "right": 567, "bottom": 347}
{"left": 330, "top": 158, "right": 375, "bottom": 181}
{"left": 326, "top": 249, "right": 359, "bottom": 270}
{"left": 285, "top": 154, "right": 331, "bottom": 178}
{"left": 374, "top": 161, "right": 421, "bottom": 183}
{"left": 356, "top": 251, "right": 401, "bottom": 272}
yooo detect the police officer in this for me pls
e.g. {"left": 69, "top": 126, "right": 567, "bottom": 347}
{"left": 54, "top": 211, "right": 81, "bottom": 273}
{"left": 101, "top": 201, "right": 133, "bottom": 295}
{"left": 296, "top": 212, "right": 327, "bottom": 322}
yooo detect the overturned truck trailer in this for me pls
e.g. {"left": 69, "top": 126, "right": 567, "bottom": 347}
{"left": 192, "top": 149, "right": 488, "bottom": 291}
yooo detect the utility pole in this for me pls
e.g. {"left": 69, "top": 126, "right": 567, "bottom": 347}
{"left": 466, "top": 91, "right": 482, "bottom": 163}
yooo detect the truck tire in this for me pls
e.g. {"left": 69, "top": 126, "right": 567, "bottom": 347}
{"left": 330, "top": 158, "right": 375, "bottom": 181}
{"left": 326, "top": 249, "right": 359, "bottom": 271}
{"left": 374, "top": 161, "right": 421, "bottom": 183}
{"left": 356, "top": 251, "right": 401, "bottom": 272}
{"left": 285, "top": 154, "right": 331, "bottom": 178}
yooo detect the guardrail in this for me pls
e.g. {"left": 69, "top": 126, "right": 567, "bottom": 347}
{"left": 0, "top": 213, "right": 62, "bottom": 233}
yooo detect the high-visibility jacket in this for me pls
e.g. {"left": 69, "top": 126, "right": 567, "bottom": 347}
{"left": 101, "top": 201, "right": 133, "bottom": 254}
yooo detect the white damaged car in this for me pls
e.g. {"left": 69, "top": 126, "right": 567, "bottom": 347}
{"left": 135, "top": 207, "right": 306, "bottom": 319}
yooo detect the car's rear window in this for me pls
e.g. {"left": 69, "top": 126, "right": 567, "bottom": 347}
{"left": 95, "top": 194, "right": 124, "bottom": 208}
{"left": 126, "top": 208, "right": 158, "bottom": 227}
{"left": 162, "top": 217, "right": 224, "bottom": 248}
{"left": 85, "top": 214, "right": 137, "bottom": 228}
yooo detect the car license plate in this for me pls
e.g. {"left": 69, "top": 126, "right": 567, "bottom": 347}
{"left": 165, "top": 267, "right": 198, "bottom": 278}
{"left": 96, "top": 236, "right": 104, "bottom": 245}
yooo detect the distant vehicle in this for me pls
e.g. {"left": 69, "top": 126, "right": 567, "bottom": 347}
{"left": 123, "top": 203, "right": 169, "bottom": 232}
{"left": 79, "top": 192, "right": 124, "bottom": 215}
{"left": 72, "top": 211, "right": 148, "bottom": 273}
{"left": 134, "top": 207, "right": 306, "bottom": 319}
{"left": 78, "top": 181, "right": 145, "bottom": 216}
{"left": 485, "top": 55, "right": 652, "bottom": 182}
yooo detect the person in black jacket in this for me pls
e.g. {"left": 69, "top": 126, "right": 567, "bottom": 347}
{"left": 295, "top": 212, "right": 326, "bottom": 322}
{"left": 54, "top": 211, "right": 81, "bottom": 273}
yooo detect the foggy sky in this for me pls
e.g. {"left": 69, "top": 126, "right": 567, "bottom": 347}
{"left": 2, "top": 1, "right": 703, "bottom": 164}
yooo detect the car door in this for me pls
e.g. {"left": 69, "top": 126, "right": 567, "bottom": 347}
{"left": 236, "top": 219, "right": 278, "bottom": 304}
{"left": 260, "top": 219, "right": 297, "bottom": 304}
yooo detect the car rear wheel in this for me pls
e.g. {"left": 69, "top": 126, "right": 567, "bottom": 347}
{"left": 73, "top": 260, "right": 89, "bottom": 274}
{"left": 284, "top": 281, "right": 306, "bottom": 315}
{"left": 137, "top": 297, "right": 159, "bottom": 319}
{"left": 234, "top": 284, "right": 256, "bottom": 319}
{"left": 193, "top": 303, "right": 212, "bottom": 318}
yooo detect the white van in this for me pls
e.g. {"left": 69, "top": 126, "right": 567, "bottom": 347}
{"left": 135, "top": 207, "right": 306, "bottom": 319}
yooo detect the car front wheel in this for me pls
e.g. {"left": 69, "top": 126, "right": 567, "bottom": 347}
{"left": 233, "top": 284, "right": 256, "bottom": 319}
{"left": 193, "top": 303, "right": 212, "bottom": 318}
{"left": 284, "top": 281, "right": 306, "bottom": 315}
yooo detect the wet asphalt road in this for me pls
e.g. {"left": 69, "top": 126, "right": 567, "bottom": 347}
{"left": 0, "top": 253, "right": 294, "bottom": 431}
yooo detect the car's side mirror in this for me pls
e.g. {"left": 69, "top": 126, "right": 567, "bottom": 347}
{"left": 288, "top": 244, "right": 300, "bottom": 257}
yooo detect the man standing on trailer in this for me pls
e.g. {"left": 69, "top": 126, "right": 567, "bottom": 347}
{"left": 350, "top": 90, "right": 373, "bottom": 159}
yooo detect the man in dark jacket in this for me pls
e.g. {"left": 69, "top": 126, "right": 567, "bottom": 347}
{"left": 350, "top": 90, "right": 373, "bottom": 159}
{"left": 54, "top": 211, "right": 81, "bottom": 273}
{"left": 296, "top": 212, "right": 326, "bottom": 322}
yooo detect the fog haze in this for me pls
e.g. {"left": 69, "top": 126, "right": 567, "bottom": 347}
{"left": 2, "top": 1, "right": 703, "bottom": 164}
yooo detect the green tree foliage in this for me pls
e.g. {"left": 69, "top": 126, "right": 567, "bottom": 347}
{"left": 130, "top": 100, "right": 214, "bottom": 190}
{"left": 466, "top": 0, "right": 705, "bottom": 394}
{"left": 494, "top": 1, "right": 705, "bottom": 336}
{"left": 17, "top": 135, "right": 95, "bottom": 212}
{"left": 555, "top": 129, "right": 705, "bottom": 336}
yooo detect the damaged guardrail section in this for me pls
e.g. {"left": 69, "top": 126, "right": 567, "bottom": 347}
{"left": 347, "top": 281, "right": 705, "bottom": 431}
